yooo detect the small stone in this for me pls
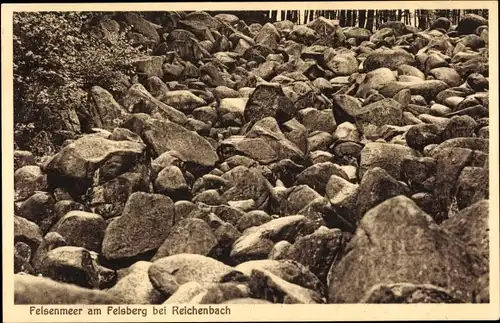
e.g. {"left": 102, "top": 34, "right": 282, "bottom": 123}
{"left": 268, "top": 240, "right": 293, "bottom": 260}
{"left": 154, "top": 166, "right": 190, "bottom": 200}
{"left": 406, "top": 123, "right": 443, "bottom": 151}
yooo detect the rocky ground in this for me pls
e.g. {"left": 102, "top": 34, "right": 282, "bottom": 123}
{"left": 14, "top": 11, "right": 490, "bottom": 304}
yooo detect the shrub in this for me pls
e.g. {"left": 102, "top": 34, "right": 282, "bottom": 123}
{"left": 13, "top": 11, "right": 144, "bottom": 149}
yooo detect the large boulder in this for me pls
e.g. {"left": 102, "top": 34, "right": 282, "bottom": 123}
{"left": 379, "top": 80, "right": 450, "bottom": 102}
{"left": 122, "top": 115, "right": 219, "bottom": 166}
{"left": 441, "top": 199, "right": 489, "bottom": 260}
{"left": 152, "top": 218, "right": 218, "bottom": 260}
{"left": 457, "top": 14, "right": 488, "bottom": 35}
{"left": 15, "top": 274, "right": 118, "bottom": 304}
{"left": 230, "top": 215, "right": 316, "bottom": 264}
{"left": 107, "top": 261, "right": 165, "bottom": 304}
{"left": 42, "top": 134, "right": 146, "bottom": 194}
{"left": 363, "top": 47, "right": 415, "bottom": 72}
{"left": 88, "top": 86, "right": 133, "bottom": 130}
{"left": 328, "top": 196, "right": 488, "bottom": 303}
{"left": 51, "top": 211, "right": 106, "bottom": 253}
{"left": 148, "top": 253, "right": 242, "bottom": 296}
{"left": 123, "top": 12, "right": 160, "bottom": 43}
{"left": 221, "top": 166, "right": 274, "bottom": 209}
{"left": 356, "top": 68, "right": 397, "bottom": 99}
{"left": 102, "top": 192, "right": 176, "bottom": 261}
{"left": 354, "top": 98, "right": 404, "bottom": 134}
{"left": 244, "top": 83, "right": 296, "bottom": 124}
{"left": 359, "top": 142, "right": 419, "bottom": 180}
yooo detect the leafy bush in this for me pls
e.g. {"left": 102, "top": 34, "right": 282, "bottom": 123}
{"left": 13, "top": 11, "right": 143, "bottom": 148}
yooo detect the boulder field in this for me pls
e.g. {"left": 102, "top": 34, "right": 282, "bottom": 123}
{"left": 14, "top": 11, "right": 489, "bottom": 304}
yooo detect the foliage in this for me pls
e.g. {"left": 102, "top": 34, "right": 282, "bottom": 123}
{"left": 13, "top": 11, "right": 143, "bottom": 147}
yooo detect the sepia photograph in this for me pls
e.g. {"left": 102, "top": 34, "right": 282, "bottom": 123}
{"left": 3, "top": 1, "right": 498, "bottom": 321}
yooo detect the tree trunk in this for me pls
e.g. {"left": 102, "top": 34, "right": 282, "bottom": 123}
{"left": 340, "top": 10, "right": 346, "bottom": 26}
{"left": 366, "top": 9, "right": 375, "bottom": 31}
{"left": 346, "top": 10, "right": 352, "bottom": 26}
{"left": 418, "top": 9, "right": 428, "bottom": 30}
{"left": 358, "top": 10, "right": 366, "bottom": 28}
{"left": 270, "top": 10, "right": 277, "bottom": 22}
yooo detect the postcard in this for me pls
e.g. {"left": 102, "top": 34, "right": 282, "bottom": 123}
{"left": 2, "top": 1, "right": 498, "bottom": 321}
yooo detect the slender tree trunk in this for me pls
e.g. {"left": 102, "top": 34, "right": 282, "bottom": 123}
{"left": 346, "top": 10, "right": 352, "bottom": 26}
{"left": 340, "top": 10, "right": 346, "bottom": 26}
{"left": 358, "top": 10, "right": 366, "bottom": 28}
{"left": 366, "top": 10, "right": 375, "bottom": 31}
{"left": 418, "top": 9, "right": 427, "bottom": 29}
{"left": 270, "top": 10, "right": 277, "bottom": 22}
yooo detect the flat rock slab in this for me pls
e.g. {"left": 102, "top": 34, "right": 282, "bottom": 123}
{"left": 43, "top": 134, "right": 146, "bottom": 181}
{"left": 123, "top": 115, "right": 219, "bottom": 166}
{"left": 15, "top": 274, "right": 119, "bottom": 304}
